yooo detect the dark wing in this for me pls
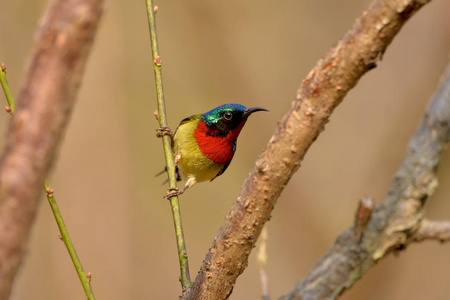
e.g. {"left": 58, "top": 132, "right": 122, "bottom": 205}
{"left": 174, "top": 114, "right": 202, "bottom": 136}
{"left": 210, "top": 162, "right": 230, "bottom": 181}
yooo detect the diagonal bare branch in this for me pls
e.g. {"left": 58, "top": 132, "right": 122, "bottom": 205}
{"left": 0, "top": 0, "right": 104, "bottom": 298}
{"left": 412, "top": 219, "right": 450, "bottom": 243}
{"left": 281, "top": 62, "right": 450, "bottom": 300}
{"left": 181, "top": 0, "right": 433, "bottom": 299}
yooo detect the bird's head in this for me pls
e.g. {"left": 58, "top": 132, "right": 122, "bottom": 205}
{"left": 202, "top": 103, "right": 268, "bottom": 137}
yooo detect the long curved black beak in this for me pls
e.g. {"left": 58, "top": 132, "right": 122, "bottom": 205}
{"left": 242, "top": 107, "right": 269, "bottom": 118}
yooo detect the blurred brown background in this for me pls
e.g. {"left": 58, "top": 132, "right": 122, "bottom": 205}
{"left": 1, "top": 0, "right": 450, "bottom": 299}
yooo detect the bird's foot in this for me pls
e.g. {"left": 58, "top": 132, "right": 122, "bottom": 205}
{"left": 156, "top": 126, "right": 174, "bottom": 147}
{"left": 156, "top": 126, "right": 174, "bottom": 138}
{"left": 164, "top": 187, "right": 186, "bottom": 199}
{"left": 174, "top": 153, "right": 182, "bottom": 165}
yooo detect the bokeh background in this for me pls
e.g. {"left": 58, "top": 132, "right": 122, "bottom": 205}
{"left": 1, "top": 0, "right": 450, "bottom": 299}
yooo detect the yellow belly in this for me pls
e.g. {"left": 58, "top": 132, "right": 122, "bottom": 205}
{"left": 173, "top": 117, "right": 223, "bottom": 183}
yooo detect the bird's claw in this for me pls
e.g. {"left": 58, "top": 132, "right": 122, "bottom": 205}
{"left": 164, "top": 187, "right": 185, "bottom": 199}
{"left": 156, "top": 126, "right": 174, "bottom": 138}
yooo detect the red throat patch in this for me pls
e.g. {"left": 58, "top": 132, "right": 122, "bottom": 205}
{"left": 194, "top": 119, "right": 247, "bottom": 165}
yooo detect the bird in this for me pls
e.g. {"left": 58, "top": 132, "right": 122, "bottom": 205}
{"left": 159, "top": 103, "right": 268, "bottom": 198}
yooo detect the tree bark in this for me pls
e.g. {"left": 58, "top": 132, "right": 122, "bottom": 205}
{"left": 281, "top": 63, "right": 450, "bottom": 300}
{"left": 181, "top": 0, "right": 432, "bottom": 299}
{"left": 0, "top": 0, "right": 104, "bottom": 298}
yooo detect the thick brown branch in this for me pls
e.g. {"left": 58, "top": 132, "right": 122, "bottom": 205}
{"left": 181, "top": 0, "right": 432, "bottom": 299}
{"left": 412, "top": 219, "right": 450, "bottom": 243}
{"left": 281, "top": 63, "right": 450, "bottom": 300}
{"left": 0, "top": 0, "right": 103, "bottom": 298}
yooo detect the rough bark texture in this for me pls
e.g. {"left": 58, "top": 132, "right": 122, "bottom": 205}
{"left": 0, "top": 0, "right": 103, "bottom": 298}
{"left": 412, "top": 219, "right": 450, "bottom": 243}
{"left": 181, "top": 0, "right": 432, "bottom": 299}
{"left": 281, "top": 64, "right": 450, "bottom": 300}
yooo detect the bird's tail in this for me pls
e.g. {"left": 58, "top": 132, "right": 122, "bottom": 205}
{"left": 156, "top": 166, "right": 182, "bottom": 183}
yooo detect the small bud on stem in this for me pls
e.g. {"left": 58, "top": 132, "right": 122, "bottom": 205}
{"left": 154, "top": 56, "right": 162, "bottom": 66}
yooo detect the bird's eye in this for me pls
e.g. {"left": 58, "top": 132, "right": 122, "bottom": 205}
{"left": 223, "top": 111, "right": 233, "bottom": 121}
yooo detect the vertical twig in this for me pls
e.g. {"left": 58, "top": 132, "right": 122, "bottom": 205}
{"left": 144, "top": 1, "right": 192, "bottom": 291}
{"left": 1, "top": 64, "right": 95, "bottom": 300}
{"left": 0, "top": 0, "right": 103, "bottom": 297}
{"left": 45, "top": 183, "right": 95, "bottom": 300}
{"left": 257, "top": 226, "right": 270, "bottom": 300}
{"left": 0, "top": 63, "right": 15, "bottom": 113}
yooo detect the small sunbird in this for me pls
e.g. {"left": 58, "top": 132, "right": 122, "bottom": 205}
{"left": 158, "top": 103, "right": 268, "bottom": 198}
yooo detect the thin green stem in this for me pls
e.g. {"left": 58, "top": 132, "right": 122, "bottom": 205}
{"left": 144, "top": 0, "right": 192, "bottom": 291}
{"left": 44, "top": 182, "right": 95, "bottom": 300}
{"left": 0, "top": 67, "right": 94, "bottom": 299}
{"left": 0, "top": 63, "right": 15, "bottom": 113}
